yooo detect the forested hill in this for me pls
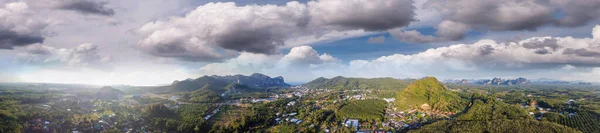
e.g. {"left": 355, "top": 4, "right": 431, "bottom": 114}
{"left": 411, "top": 94, "right": 581, "bottom": 133}
{"left": 96, "top": 86, "right": 125, "bottom": 99}
{"left": 395, "top": 77, "right": 465, "bottom": 112}
{"left": 168, "top": 73, "right": 289, "bottom": 92}
{"left": 302, "top": 76, "right": 413, "bottom": 90}
{"left": 170, "top": 76, "right": 229, "bottom": 92}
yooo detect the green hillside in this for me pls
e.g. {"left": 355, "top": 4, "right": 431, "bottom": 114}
{"left": 395, "top": 77, "right": 465, "bottom": 112}
{"left": 411, "top": 94, "right": 580, "bottom": 133}
{"left": 412, "top": 119, "right": 581, "bottom": 133}
{"left": 170, "top": 76, "right": 229, "bottom": 93}
{"left": 304, "top": 76, "right": 412, "bottom": 90}
{"left": 338, "top": 99, "right": 387, "bottom": 121}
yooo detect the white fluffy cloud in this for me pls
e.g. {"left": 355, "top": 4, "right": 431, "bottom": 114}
{"left": 17, "top": 43, "right": 112, "bottom": 70}
{"left": 198, "top": 45, "right": 341, "bottom": 82}
{"left": 199, "top": 25, "right": 600, "bottom": 82}
{"left": 137, "top": 0, "right": 416, "bottom": 62}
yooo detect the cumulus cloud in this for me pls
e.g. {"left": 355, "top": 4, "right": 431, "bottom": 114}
{"left": 355, "top": 25, "right": 600, "bottom": 77}
{"left": 391, "top": 20, "right": 469, "bottom": 43}
{"left": 0, "top": 2, "right": 49, "bottom": 49}
{"left": 308, "top": 0, "right": 414, "bottom": 31}
{"left": 393, "top": 0, "right": 600, "bottom": 43}
{"left": 198, "top": 45, "right": 340, "bottom": 81}
{"left": 137, "top": 0, "right": 416, "bottom": 62}
{"left": 197, "top": 25, "right": 600, "bottom": 82}
{"left": 18, "top": 43, "right": 112, "bottom": 69}
{"left": 367, "top": 36, "right": 385, "bottom": 44}
{"left": 55, "top": 0, "right": 115, "bottom": 16}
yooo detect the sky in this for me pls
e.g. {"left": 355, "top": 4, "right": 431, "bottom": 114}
{"left": 1, "top": 0, "right": 600, "bottom": 86}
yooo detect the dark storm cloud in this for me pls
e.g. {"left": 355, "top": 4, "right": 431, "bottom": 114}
{"left": 522, "top": 38, "right": 560, "bottom": 50}
{"left": 215, "top": 27, "right": 283, "bottom": 54}
{"left": 0, "top": 30, "right": 44, "bottom": 49}
{"left": 57, "top": 0, "right": 115, "bottom": 16}
{"left": 553, "top": 0, "right": 600, "bottom": 27}
{"left": 426, "top": 0, "right": 555, "bottom": 31}
{"left": 393, "top": 0, "right": 600, "bottom": 44}
{"left": 534, "top": 49, "right": 550, "bottom": 54}
{"left": 478, "top": 45, "right": 495, "bottom": 55}
{"left": 308, "top": 0, "right": 415, "bottom": 31}
{"left": 563, "top": 48, "right": 600, "bottom": 57}
{"left": 142, "top": 40, "right": 228, "bottom": 62}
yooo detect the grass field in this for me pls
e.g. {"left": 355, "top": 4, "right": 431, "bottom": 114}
{"left": 209, "top": 105, "right": 253, "bottom": 126}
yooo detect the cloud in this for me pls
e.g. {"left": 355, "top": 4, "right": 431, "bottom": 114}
{"left": 308, "top": 0, "right": 415, "bottom": 31}
{"left": 196, "top": 25, "right": 600, "bottom": 82}
{"left": 282, "top": 46, "right": 339, "bottom": 65}
{"left": 391, "top": 20, "right": 469, "bottom": 43}
{"left": 18, "top": 43, "right": 112, "bottom": 70}
{"left": 393, "top": 0, "right": 600, "bottom": 43}
{"left": 563, "top": 48, "right": 600, "bottom": 57}
{"left": 137, "top": 0, "right": 416, "bottom": 62}
{"left": 55, "top": 0, "right": 115, "bottom": 16}
{"left": 198, "top": 45, "right": 340, "bottom": 81}
{"left": 367, "top": 36, "right": 385, "bottom": 44}
{"left": 354, "top": 25, "right": 600, "bottom": 75}
{"left": 0, "top": 2, "right": 49, "bottom": 49}
{"left": 551, "top": 0, "right": 600, "bottom": 27}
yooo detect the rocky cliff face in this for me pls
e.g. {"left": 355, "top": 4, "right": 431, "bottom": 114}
{"left": 475, "top": 77, "right": 529, "bottom": 85}
{"left": 209, "top": 73, "right": 289, "bottom": 87}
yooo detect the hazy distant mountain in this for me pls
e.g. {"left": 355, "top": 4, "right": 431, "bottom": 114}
{"left": 303, "top": 76, "right": 413, "bottom": 90}
{"left": 96, "top": 86, "right": 125, "bottom": 99}
{"left": 447, "top": 77, "right": 529, "bottom": 85}
{"left": 446, "top": 77, "right": 592, "bottom": 85}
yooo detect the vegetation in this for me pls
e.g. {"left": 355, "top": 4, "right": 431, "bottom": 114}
{"left": 338, "top": 99, "right": 387, "bottom": 121}
{"left": 396, "top": 77, "right": 466, "bottom": 112}
{"left": 414, "top": 94, "right": 580, "bottom": 133}
{"left": 412, "top": 119, "right": 581, "bottom": 133}
{"left": 544, "top": 111, "right": 600, "bottom": 133}
{"left": 2, "top": 75, "right": 600, "bottom": 133}
{"left": 304, "top": 76, "right": 412, "bottom": 91}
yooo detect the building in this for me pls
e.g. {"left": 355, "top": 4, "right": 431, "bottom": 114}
{"left": 383, "top": 98, "right": 395, "bottom": 103}
{"left": 344, "top": 119, "right": 359, "bottom": 130}
{"left": 287, "top": 101, "right": 296, "bottom": 106}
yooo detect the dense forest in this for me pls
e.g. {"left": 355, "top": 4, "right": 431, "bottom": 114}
{"left": 395, "top": 77, "right": 466, "bottom": 112}
{"left": 413, "top": 94, "right": 580, "bottom": 132}
{"left": 338, "top": 99, "right": 387, "bottom": 121}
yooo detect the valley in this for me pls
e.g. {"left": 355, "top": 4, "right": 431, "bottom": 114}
{"left": 1, "top": 74, "right": 600, "bottom": 133}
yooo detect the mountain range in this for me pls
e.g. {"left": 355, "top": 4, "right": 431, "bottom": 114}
{"left": 303, "top": 76, "right": 413, "bottom": 90}
{"left": 445, "top": 77, "right": 592, "bottom": 85}
{"left": 169, "top": 73, "right": 289, "bottom": 92}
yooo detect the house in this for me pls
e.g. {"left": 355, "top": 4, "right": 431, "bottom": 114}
{"left": 383, "top": 98, "right": 395, "bottom": 103}
{"left": 344, "top": 119, "right": 359, "bottom": 130}
{"left": 287, "top": 101, "right": 296, "bottom": 106}
{"left": 357, "top": 130, "right": 372, "bottom": 133}
{"left": 290, "top": 118, "right": 299, "bottom": 123}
